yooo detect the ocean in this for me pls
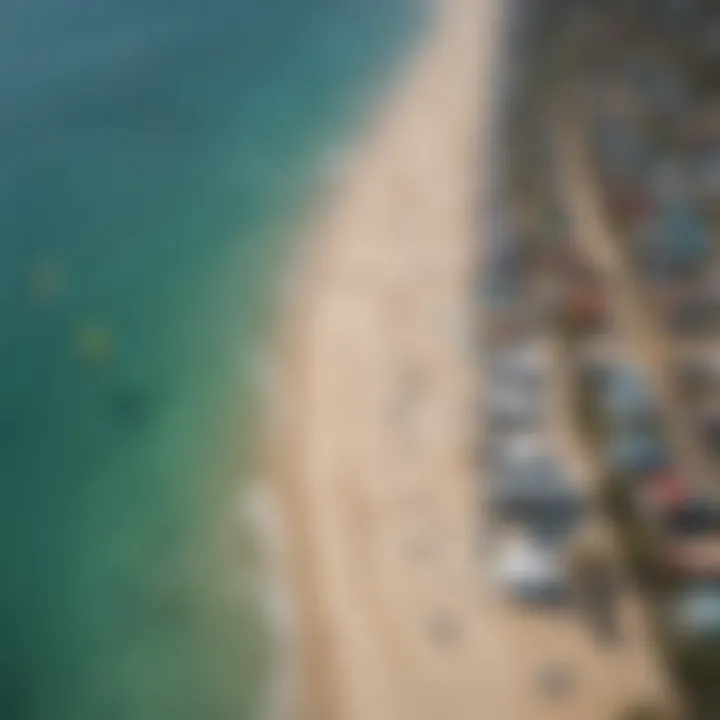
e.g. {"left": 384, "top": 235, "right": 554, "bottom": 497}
{"left": 0, "top": 0, "right": 425, "bottom": 717}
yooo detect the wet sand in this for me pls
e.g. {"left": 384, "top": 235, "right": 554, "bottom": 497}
{"left": 269, "top": 1, "right": 672, "bottom": 718}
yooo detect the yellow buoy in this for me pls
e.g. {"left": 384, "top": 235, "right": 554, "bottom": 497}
{"left": 74, "top": 320, "right": 115, "bottom": 365}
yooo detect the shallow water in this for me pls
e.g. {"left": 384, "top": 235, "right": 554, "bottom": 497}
{"left": 0, "top": 0, "right": 424, "bottom": 717}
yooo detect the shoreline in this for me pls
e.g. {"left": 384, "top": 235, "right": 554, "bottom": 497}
{"left": 260, "top": 0, "right": 674, "bottom": 715}
{"left": 257, "top": 14, "right": 440, "bottom": 720}
{"left": 265, "top": 1, "right": 493, "bottom": 718}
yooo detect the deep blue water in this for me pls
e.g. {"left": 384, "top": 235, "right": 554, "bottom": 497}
{"left": 0, "top": 1, "right": 424, "bottom": 717}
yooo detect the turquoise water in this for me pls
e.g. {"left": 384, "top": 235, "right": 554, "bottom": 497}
{"left": 0, "top": 1, "right": 425, "bottom": 717}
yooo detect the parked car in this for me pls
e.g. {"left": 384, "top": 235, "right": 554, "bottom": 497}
{"left": 640, "top": 472, "right": 720, "bottom": 534}
{"left": 488, "top": 435, "right": 586, "bottom": 527}
{"left": 598, "top": 365, "right": 656, "bottom": 424}
{"left": 671, "top": 580, "right": 720, "bottom": 639}
{"left": 638, "top": 204, "right": 711, "bottom": 281}
{"left": 486, "top": 340, "right": 552, "bottom": 394}
{"left": 486, "top": 382, "right": 548, "bottom": 433}
{"left": 493, "top": 529, "right": 571, "bottom": 604}
{"left": 607, "top": 427, "right": 671, "bottom": 478}
{"left": 486, "top": 431, "right": 548, "bottom": 475}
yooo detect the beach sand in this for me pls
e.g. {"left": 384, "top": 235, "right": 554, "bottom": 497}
{"left": 268, "top": 1, "right": 672, "bottom": 718}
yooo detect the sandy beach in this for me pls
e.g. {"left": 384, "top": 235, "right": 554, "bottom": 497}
{"left": 268, "top": 1, "right": 672, "bottom": 718}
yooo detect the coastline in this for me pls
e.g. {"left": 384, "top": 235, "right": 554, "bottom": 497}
{"left": 259, "top": 0, "right": 677, "bottom": 715}
{"left": 254, "top": 11, "right": 439, "bottom": 720}
{"left": 264, "top": 0, "right": 495, "bottom": 718}
{"left": 257, "top": 28, "right": 438, "bottom": 720}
